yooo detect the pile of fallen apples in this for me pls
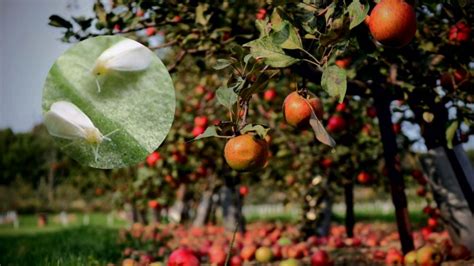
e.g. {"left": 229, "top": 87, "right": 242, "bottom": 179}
{"left": 117, "top": 221, "right": 472, "bottom": 266}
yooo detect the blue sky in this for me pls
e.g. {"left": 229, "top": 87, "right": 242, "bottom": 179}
{"left": 0, "top": 0, "right": 93, "bottom": 132}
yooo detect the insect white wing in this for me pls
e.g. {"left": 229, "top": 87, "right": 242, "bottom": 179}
{"left": 44, "top": 110, "right": 87, "bottom": 140}
{"left": 44, "top": 101, "right": 111, "bottom": 162}
{"left": 49, "top": 101, "right": 95, "bottom": 129}
{"left": 95, "top": 39, "right": 152, "bottom": 72}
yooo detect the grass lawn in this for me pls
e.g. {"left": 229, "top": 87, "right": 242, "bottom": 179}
{"left": 0, "top": 213, "right": 125, "bottom": 266}
{"left": 0, "top": 226, "right": 120, "bottom": 266}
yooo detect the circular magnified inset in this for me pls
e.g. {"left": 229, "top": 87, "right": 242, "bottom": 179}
{"left": 42, "top": 36, "right": 175, "bottom": 169}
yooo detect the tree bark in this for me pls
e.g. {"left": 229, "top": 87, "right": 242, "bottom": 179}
{"left": 344, "top": 182, "right": 355, "bottom": 238}
{"left": 193, "top": 190, "right": 214, "bottom": 227}
{"left": 419, "top": 147, "right": 474, "bottom": 251}
{"left": 220, "top": 177, "right": 246, "bottom": 233}
{"left": 168, "top": 183, "right": 187, "bottom": 223}
{"left": 373, "top": 87, "right": 414, "bottom": 254}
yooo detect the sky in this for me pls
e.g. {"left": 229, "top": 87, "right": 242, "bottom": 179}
{"left": 0, "top": 0, "right": 472, "bottom": 150}
{"left": 0, "top": 0, "right": 93, "bottom": 132}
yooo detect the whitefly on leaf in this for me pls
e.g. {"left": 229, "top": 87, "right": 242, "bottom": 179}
{"left": 92, "top": 38, "right": 152, "bottom": 92}
{"left": 44, "top": 101, "right": 118, "bottom": 162}
{"left": 42, "top": 35, "right": 176, "bottom": 169}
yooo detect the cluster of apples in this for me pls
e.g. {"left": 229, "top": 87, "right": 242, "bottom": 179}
{"left": 117, "top": 221, "right": 472, "bottom": 266}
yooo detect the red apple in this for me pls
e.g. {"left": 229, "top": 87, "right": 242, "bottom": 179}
{"left": 449, "top": 21, "right": 471, "bottom": 43}
{"left": 256, "top": 8, "right": 267, "bottom": 20}
{"left": 205, "top": 91, "right": 215, "bottom": 101}
{"left": 168, "top": 248, "right": 200, "bottom": 266}
{"left": 320, "top": 158, "right": 333, "bottom": 169}
{"left": 239, "top": 186, "right": 249, "bottom": 197}
{"left": 335, "top": 57, "right": 352, "bottom": 69}
{"left": 392, "top": 123, "right": 401, "bottom": 134}
{"left": 385, "top": 249, "right": 403, "bottom": 265}
{"left": 230, "top": 255, "right": 243, "bottom": 266}
{"left": 357, "top": 171, "right": 372, "bottom": 184}
{"left": 427, "top": 217, "right": 438, "bottom": 229}
{"left": 146, "top": 151, "right": 161, "bottom": 167}
{"left": 372, "top": 250, "right": 386, "bottom": 260}
{"left": 148, "top": 200, "right": 160, "bottom": 209}
{"left": 367, "top": 0, "right": 417, "bottom": 47}
{"left": 146, "top": 27, "right": 156, "bottom": 36}
{"left": 417, "top": 187, "right": 427, "bottom": 197}
{"left": 240, "top": 245, "right": 257, "bottom": 261}
{"left": 311, "top": 250, "right": 333, "bottom": 266}
{"left": 192, "top": 126, "right": 206, "bottom": 137}
{"left": 264, "top": 88, "right": 277, "bottom": 102}
{"left": 209, "top": 246, "right": 226, "bottom": 266}
{"left": 327, "top": 115, "right": 346, "bottom": 133}
{"left": 194, "top": 116, "right": 208, "bottom": 127}
{"left": 272, "top": 245, "right": 282, "bottom": 260}
{"left": 335, "top": 102, "right": 347, "bottom": 112}
{"left": 366, "top": 106, "right": 377, "bottom": 118}
{"left": 195, "top": 85, "right": 206, "bottom": 95}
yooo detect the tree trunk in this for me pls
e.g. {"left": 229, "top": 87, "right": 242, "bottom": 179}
{"left": 419, "top": 146, "right": 474, "bottom": 251}
{"left": 131, "top": 203, "right": 139, "bottom": 223}
{"left": 373, "top": 87, "right": 414, "bottom": 254}
{"left": 138, "top": 208, "right": 148, "bottom": 225}
{"left": 47, "top": 150, "right": 56, "bottom": 206}
{"left": 193, "top": 190, "right": 214, "bottom": 227}
{"left": 151, "top": 208, "right": 161, "bottom": 224}
{"left": 220, "top": 178, "right": 246, "bottom": 233}
{"left": 168, "top": 183, "right": 187, "bottom": 223}
{"left": 344, "top": 182, "right": 355, "bottom": 238}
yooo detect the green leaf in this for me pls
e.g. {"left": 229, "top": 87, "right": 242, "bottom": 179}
{"left": 193, "top": 126, "right": 219, "bottom": 140}
{"left": 93, "top": 1, "right": 107, "bottom": 24}
{"left": 213, "top": 59, "right": 232, "bottom": 70}
{"left": 72, "top": 16, "right": 93, "bottom": 31}
{"left": 244, "top": 37, "right": 299, "bottom": 68}
{"left": 195, "top": 3, "right": 211, "bottom": 26}
{"left": 325, "top": 3, "right": 336, "bottom": 23}
{"left": 216, "top": 86, "right": 238, "bottom": 109}
{"left": 348, "top": 0, "right": 369, "bottom": 30}
{"left": 48, "top": 15, "right": 73, "bottom": 29}
{"left": 243, "top": 54, "right": 252, "bottom": 65}
{"left": 271, "top": 21, "right": 302, "bottom": 50}
{"left": 309, "top": 112, "right": 336, "bottom": 147}
{"left": 42, "top": 36, "right": 175, "bottom": 169}
{"left": 446, "top": 121, "right": 459, "bottom": 149}
{"left": 321, "top": 65, "right": 347, "bottom": 102}
{"left": 270, "top": 8, "right": 283, "bottom": 31}
{"left": 240, "top": 124, "right": 270, "bottom": 139}
{"left": 255, "top": 17, "right": 270, "bottom": 38}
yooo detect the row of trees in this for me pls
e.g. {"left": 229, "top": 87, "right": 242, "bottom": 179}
{"left": 39, "top": 0, "right": 474, "bottom": 254}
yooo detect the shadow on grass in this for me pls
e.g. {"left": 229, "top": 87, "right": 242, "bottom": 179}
{"left": 0, "top": 226, "right": 121, "bottom": 266}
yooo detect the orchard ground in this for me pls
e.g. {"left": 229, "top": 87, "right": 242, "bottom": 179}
{"left": 0, "top": 201, "right": 428, "bottom": 266}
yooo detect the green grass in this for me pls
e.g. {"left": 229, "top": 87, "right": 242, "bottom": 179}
{"left": 0, "top": 226, "right": 121, "bottom": 266}
{"left": 0, "top": 212, "right": 126, "bottom": 235}
{"left": 0, "top": 213, "right": 126, "bottom": 266}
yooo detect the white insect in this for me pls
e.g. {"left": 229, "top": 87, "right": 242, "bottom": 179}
{"left": 44, "top": 101, "right": 116, "bottom": 162}
{"left": 92, "top": 39, "right": 152, "bottom": 92}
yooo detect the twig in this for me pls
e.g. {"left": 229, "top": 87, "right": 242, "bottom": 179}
{"left": 224, "top": 220, "right": 240, "bottom": 266}
{"left": 167, "top": 50, "right": 187, "bottom": 72}
{"left": 150, "top": 40, "right": 178, "bottom": 50}
{"left": 239, "top": 100, "right": 249, "bottom": 129}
